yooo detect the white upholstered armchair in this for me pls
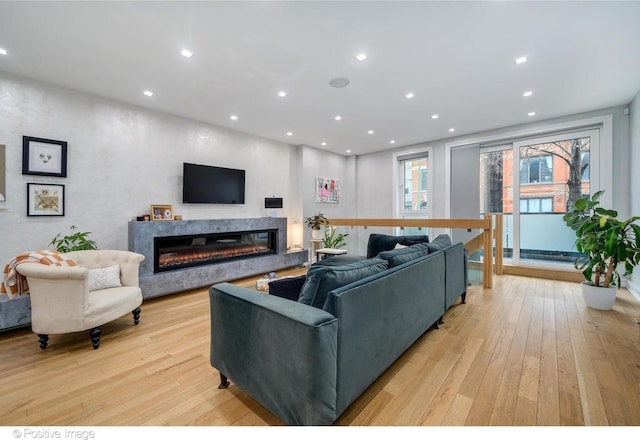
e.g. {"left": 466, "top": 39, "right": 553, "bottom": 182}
{"left": 16, "top": 250, "right": 145, "bottom": 350}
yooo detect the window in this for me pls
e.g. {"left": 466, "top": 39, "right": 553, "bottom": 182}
{"left": 394, "top": 149, "right": 431, "bottom": 235}
{"left": 582, "top": 152, "right": 590, "bottom": 181}
{"left": 520, "top": 197, "right": 553, "bottom": 213}
{"left": 400, "top": 156, "right": 428, "bottom": 212}
{"left": 520, "top": 155, "right": 553, "bottom": 184}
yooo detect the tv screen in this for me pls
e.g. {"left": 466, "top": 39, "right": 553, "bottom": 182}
{"left": 183, "top": 162, "right": 245, "bottom": 204}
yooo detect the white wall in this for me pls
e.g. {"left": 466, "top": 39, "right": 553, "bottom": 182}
{"left": 299, "top": 145, "right": 353, "bottom": 254}
{"left": 628, "top": 91, "right": 640, "bottom": 300}
{"left": 0, "top": 72, "right": 304, "bottom": 266}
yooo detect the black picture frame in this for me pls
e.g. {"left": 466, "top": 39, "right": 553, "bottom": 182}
{"left": 27, "top": 183, "right": 65, "bottom": 217}
{"left": 22, "top": 136, "right": 67, "bottom": 177}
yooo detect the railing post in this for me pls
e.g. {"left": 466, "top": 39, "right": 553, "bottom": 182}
{"left": 483, "top": 214, "right": 493, "bottom": 289}
{"left": 494, "top": 214, "right": 503, "bottom": 275}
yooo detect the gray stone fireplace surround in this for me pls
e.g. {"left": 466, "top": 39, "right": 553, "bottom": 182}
{"left": 128, "top": 217, "right": 307, "bottom": 299}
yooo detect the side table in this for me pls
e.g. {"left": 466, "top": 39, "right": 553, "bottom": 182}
{"left": 316, "top": 248, "right": 348, "bottom": 262}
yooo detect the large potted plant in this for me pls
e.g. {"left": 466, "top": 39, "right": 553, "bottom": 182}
{"left": 563, "top": 190, "right": 640, "bottom": 310}
{"left": 305, "top": 212, "right": 327, "bottom": 240}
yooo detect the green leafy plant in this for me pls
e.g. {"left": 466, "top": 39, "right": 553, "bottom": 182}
{"left": 322, "top": 223, "right": 348, "bottom": 249}
{"left": 562, "top": 190, "right": 640, "bottom": 288}
{"left": 49, "top": 225, "right": 98, "bottom": 253}
{"left": 305, "top": 212, "right": 327, "bottom": 230}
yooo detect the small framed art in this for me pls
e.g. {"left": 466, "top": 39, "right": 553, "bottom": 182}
{"left": 150, "top": 204, "right": 174, "bottom": 221}
{"left": 22, "top": 136, "right": 68, "bottom": 177}
{"left": 27, "top": 183, "right": 65, "bottom": 216}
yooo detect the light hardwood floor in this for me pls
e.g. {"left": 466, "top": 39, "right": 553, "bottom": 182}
{"left": 0, "top": 268, "right": 639, "bottom": 426}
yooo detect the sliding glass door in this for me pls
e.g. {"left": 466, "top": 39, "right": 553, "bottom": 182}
{"left": 512, "top": 129, "right": 598, "bottom": 268}
{"left": 476, "top": 129, "right": 599, "bottom": 269}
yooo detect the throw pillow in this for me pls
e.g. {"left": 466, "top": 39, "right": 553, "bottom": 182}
{"left": 88, "top": 264, "right": 121, "bottom": 291}
{"left": 268, "top": 275, "right": 307, "bottom": 301}
{"left": 298, "top": 258, "right": 389, "bottom": 309}
{"left": 378, "top": 242, "right": 431, "bottom": 267}
{"left": 426, "top": 234, "right": 453, "bottom": 253}
{"left": 366, "top": 234, "right": 429, "bottom": 258}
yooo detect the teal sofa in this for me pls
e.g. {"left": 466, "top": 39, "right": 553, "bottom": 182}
{"left": 209, "top": 235, "right": 467, "bottom": 425}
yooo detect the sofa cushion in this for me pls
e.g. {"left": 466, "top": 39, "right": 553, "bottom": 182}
{"left": 377, "top": 242, "right": 431, "bottom": 268}
{"left": 366, "top": 234, "right": 429, "bottom": 258}
{"left": 298, "top": 258, "right": 389, "bottom": 309}
{"left": 268, "top": 275, "right": 307, "bottom": 301}
{"left": 426, "top": 234, "right": 452, "bottom": 253}
{"left": 312, "top": 254, "right": 367, "bottom": 267}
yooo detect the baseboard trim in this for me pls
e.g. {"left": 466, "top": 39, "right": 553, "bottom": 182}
{"left": 501, "top": 265, "right": 584, "bottom": 283}
{"left": 624, "top": 279, "right": 640, "bottom": 302}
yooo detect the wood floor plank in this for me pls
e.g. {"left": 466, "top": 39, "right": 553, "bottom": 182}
{"left": 0, "top": 272, "right": 639, "bottom": 426}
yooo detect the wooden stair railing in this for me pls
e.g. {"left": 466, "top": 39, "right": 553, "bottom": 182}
{"left": 326, "top": 215, "right": 502, "bottom": 289}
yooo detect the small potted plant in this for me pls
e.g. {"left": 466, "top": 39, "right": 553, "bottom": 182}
{"left": 563, "top": 190, "right": 640, "bottom": 310}
{"left": 322, "top": 221, "right": 349, "bottom": 249}
{"left": 305, "top": 212, "right": 327, "bottom": 240}
{"left": 50, "top": 225, "right": 98, "bottom": 253}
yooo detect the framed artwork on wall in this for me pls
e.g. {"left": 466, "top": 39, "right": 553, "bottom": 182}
{"left": 22, "top": 136, "right": 68, "bottom": 177}
{"left": 315, "top": 177, "right": 340, "bottom": 204}
{"left": 151, "top": 204, "right": 174, "bottom": 221}
{"left": 27, "top": 183, "right": 65, "bottom": 216}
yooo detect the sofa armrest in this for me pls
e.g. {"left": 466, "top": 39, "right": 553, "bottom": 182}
{"left": 209, "top": 283, "right": 339, "bottom": 425}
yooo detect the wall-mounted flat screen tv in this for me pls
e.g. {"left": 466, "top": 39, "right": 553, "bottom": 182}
{"left": 183, "top": 162, "right": 245, "bottom": 204}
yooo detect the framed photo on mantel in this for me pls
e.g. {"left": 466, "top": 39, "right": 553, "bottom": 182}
{"left": 151, "top": 204, "right": 174, "bottom": 221}
{"left": 22, "top": 136, "right": 68, "bottom": 177}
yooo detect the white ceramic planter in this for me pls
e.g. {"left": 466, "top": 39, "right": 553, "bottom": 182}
{"left": 311, "top": 229, "right": 323, "bottom": 240}
{"left": 581, "top": 282, "right": 617, "bottom": 310}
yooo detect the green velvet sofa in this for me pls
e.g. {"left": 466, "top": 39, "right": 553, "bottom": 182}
{"left": 209, "top": 235, "right": 467, "bottom": 425}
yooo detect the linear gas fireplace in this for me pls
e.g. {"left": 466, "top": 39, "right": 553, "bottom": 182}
{"left": 154, "top": 229, "right": 278, "bottom": 273}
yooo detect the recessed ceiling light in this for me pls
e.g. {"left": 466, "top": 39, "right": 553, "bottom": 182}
{"left": 515, "top": 56, "right": 528, "bottom": 65}
{"left": 346, "top": 149, "right": 351, "bottom": 153}
{"left": 368, "top": 130, "right": 374, "bottom": 134}
{"left": 390, "top": 140, "right": 396, "bottom": 144}
{"left": 277, "top": 91, "right": 287, "bottom": 98}
{"left": 523, "top": 91, "right": 533, "bottom": 97}
{"left": 143, "top": 90, "right": 153, "bottom": 97}
{"left": 180, "top": 49, "right": 193, "bottom": 58}
{"left": 405, "top": 92, "right": 415, "bottom": 99}
{"left": 528, "top": 112, "right": 536, "bottom": 116}
{"left": 321, "top": 142, "right": 327, "bottom": 146}
{"left": 431, "top": 114, "right": 439, "bottom": 119}
{"left": 449, "top": 128, "right": 456, "bottom": 132}
{"left": 230, "top": 115, "right": 238, "bottom": 121}
{"left": 0, "top": 48, "right": 7, "bottom": 56}
{"left": 355, "top": 53, "right": 367, "bottom": 62}
{"left": 329, "top": 77, "right": 350, "bottom": 88}
{"left": 286, "top": 132, "right": 293, "bottom": 136}
{"left": 334, "top": 115, "right": 342, "bottom": 121}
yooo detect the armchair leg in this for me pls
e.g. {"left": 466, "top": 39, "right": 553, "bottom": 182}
{"left": 461, "top": 292, "right": 467, "bottom": 304}
{"left": 90, "top": 328, "right": 101, "bottom": 349}
{"left": 38, "top": 334, "right": 49, "bottom": 350}
{"left": 132, "top": 307, "right": 141, "bottom": 325}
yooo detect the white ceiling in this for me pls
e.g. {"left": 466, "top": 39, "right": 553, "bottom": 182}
{"left": 1, "top": 1, "right": 639, "bottom": 156}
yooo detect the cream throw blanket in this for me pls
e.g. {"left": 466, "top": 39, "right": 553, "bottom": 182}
{"left": 1, "top": 250, "right": 78, "bottom": 299}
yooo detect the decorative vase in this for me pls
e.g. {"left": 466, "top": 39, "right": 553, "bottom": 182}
{"left": 311, "top": 229, "right": 323, "bottom": 240}
{"left": 581, "top": 282, "right": 617, "bottom": 310}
